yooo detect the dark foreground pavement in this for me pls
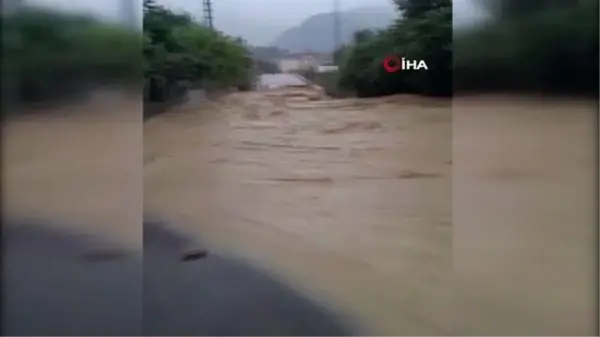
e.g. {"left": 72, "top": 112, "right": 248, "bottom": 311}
{"left": 2, "top": 219, "right": 357, "bottom": 336}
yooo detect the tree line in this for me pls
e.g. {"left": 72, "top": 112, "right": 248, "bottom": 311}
{"left": 336, "top": 0, "right": 452, "bottom": 97}
{"left": 3, "top": 0, "right": 596, "bottom": 111}
{"left": 143, "top": 0, "right": 252, "bottom": 107}
{"left": 454, "top": 0, "right": 598, "bottom": 96}
{"left": 2, "top": 7, "right": 141, "bottom": 105}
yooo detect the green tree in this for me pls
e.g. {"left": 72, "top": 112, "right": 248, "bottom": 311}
{"left": 393, "top": 0, "right": 451, "bottom": 19}
{"left": 2, "top": 7, "right": 140, "bottom": 104}
{"left": 454, "top": 0, "right": 598, "bottom": 95}
{"left": 481, "top": 0, "right": 581, "bottom": 20}
{"left": 337, "top": 0, "right": 452, "bottom": 97}
{"left": 142, "top": 0, "right": 252, "bottom": 106}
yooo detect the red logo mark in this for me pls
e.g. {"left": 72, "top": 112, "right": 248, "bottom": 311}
{"left": 383, "top": 55, "right": 402, "bottom": 73}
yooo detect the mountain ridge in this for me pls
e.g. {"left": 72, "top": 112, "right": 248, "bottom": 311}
{"left": 270, "top": 5, "right": 396, "bottom": 52}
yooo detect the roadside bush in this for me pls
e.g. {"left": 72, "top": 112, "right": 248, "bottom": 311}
{"left": 143, "top": 0, "right": 251, "bottom": 106}
{"left": 337, "top": 0, "right": 452, "bottom": 97}
{"left": 338, "top": 0, "right": 597, "bottom": 98}
{"left": 1, "top": 1, "right": 253, "bottom": 116}
{"left": 2, "top": 7, "right": 141, "bottom": 104}
{"left": 454, "top": 0, "right": 598, "bottom": 96}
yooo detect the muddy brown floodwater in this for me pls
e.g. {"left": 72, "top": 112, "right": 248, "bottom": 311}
{"left": 453, "top": 96, "right": 597, "bottom": 336}
{"left": 3, "top": 92, "right": 143, "bottom": 248}
{"left": 144, "top": 87, "right": 453, "bottom": 335}
{"left": 3, "top": 86, "right": 594, "bottom": 335}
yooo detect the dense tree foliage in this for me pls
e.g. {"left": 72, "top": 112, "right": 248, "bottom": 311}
{"left": 454, "top": 0, "right": 598, "bottom": 95}
{"left": 2, "top": 7, "right": 141, "bottom": 104}
{"left": 337, "top": 0, "right": 452, "bottom": 97}
{"left": 481, "top": 0, "right": 581, "bottom": 20}
{"left": 143, "top": 0, "right": 252, "bottom": 104}
{"left": 2, "top": 2, "right": 254, "bottom": 111}
{"left": 337, "top": 0, "right": 597, "bottom": 97}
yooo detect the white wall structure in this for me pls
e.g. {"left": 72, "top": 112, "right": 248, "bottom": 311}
{"left": 317, "top": 65, "right": 339, "bottom": 73}
{"left": 278, "top": 55, "right": 322, "bottom": 73}
{"left": 278, "top": 59, "right": 303, "bottom": 73}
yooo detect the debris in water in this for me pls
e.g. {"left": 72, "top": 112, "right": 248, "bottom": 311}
{"left": 397, "top": 170, "right": 440, "bottom": 179}
{"left": 181, "top": 249, "right": 209, "bottom": 261}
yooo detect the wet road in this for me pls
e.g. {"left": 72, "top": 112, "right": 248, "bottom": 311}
{"left": 3, "top": 219, "right": 355, "bottom": 336}
{"left": 2, "top": 220, "right": 142, "bottom": 336}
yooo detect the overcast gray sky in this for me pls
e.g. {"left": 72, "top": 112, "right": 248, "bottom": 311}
{"left": 173, "top": 0, "right": 394, "bottom": 25}
{"left": 27, "top": 0, "right": 392, "bottom": 25}
{"left": 25, "top": 0, "right": 484, "bottom": 44}
{"left": 26, "top": 0, "right": 482, "bottom": 24}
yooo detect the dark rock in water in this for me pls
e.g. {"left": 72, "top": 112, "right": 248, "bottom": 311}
{"left": 181, "top": 249, "right": 209, "bottom": 261}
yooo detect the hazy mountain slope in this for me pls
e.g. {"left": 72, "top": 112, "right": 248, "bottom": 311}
{"left": 271, "top": 6, "right": 395, "bottom": 52}
{"left": 216, "top": 14, "right": 288, "bottom": 46}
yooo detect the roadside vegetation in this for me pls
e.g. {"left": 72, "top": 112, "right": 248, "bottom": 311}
{"left": 337, "top": 0, "right": 451, "bottom": 97}
{"left": 454, "top": 0, "right": 598, "bottom": 96}
{"left": 336, "top": 0, "right": 597, "bottom": 98}
{"left": 143, "top": 0, "right": 252, "bottom": 109}
{"left": 1, "top": 7, "right": 140, "bottom": 107}
{"left": 2, "top": 1, "right": 256, "bottom": 117}
{"left": 4, "top": 0, "right": 594, "bottom": 109}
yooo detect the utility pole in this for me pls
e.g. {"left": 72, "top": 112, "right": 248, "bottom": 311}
{"left": 333, "top": 0, "right": 341, "bottom": 66}
{"left": 120, "top": 0, "right": 138, "bottom": 30}
{"left": 202, "top": 0, "right": 214, "bottom": 29}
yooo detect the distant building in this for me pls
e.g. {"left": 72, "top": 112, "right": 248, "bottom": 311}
{"left": 316, "top": 65, "right": 339, "bottom": 73}
{"left": 276, "top": 52, "right": 333, "bottom": 73}
{"left": 277, "top": 58, "right": 303, "bottom": 73}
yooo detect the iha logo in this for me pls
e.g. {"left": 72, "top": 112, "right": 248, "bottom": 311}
{"left": 382, "top": 55, "right": 428, "bottom": 72}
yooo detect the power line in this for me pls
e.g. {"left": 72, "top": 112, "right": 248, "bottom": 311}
{"left": 202, "top": 0, "right": 214, "bottom": 29}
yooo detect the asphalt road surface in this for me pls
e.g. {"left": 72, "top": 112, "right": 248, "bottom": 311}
{"left": 2, "top": 219, "right": 357, "bottom": 336}
{"left": 2, "top": 219, "right": 142, "bottom": 336}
